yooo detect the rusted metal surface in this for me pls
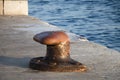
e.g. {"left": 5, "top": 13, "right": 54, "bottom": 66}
{"left": 29, "top": 31, "right": 87, "bottom": 72}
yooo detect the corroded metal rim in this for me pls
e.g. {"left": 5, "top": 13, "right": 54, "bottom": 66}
{"left": 29, "top": 57, "right": 87, "bottom": 72}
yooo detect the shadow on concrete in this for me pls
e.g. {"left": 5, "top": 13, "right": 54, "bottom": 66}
{"left": 0, "top": 56, "right": 31, "bottom": 68}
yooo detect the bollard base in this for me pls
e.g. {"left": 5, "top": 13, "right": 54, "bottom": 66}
{"left": 29, "top": 57, "right": 87, "bottom": 72}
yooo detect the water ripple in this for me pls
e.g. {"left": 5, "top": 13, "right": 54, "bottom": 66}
{"left": 29, "top": 0, "right": 120, "bottom": 52}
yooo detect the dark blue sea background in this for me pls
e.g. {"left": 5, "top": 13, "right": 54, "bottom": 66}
{"left": 28, "top": 0, "right": 120, "bottom": 52}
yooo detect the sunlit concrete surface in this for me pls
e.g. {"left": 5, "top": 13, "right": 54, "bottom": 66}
{"left": 0, "top": 16, "right": 120, "bottom": 80}
{"left": 0, "top": 0, "right": 3, "bottom": 15}
{"left": 0, "top": 0, "right": 28, "bottom": 15}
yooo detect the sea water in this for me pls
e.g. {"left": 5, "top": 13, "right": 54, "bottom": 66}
{"left": 28, "top": 0, "right": 120, "bottom": 52}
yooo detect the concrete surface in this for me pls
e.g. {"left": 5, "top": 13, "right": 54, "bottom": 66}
{"left": 0, "top": 16, "right": 120, "bottom": 80}
{"left": 0, "top": 0, "right": 28, "bottom": 15}
{"left": 0, "top": 0, "right": 3, "bottom": 15}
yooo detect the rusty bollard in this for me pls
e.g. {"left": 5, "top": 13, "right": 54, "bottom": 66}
{"left": 29, "top": 31, "right": 87, "bottom": 72}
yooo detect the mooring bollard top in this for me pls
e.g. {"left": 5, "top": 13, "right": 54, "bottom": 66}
{"left": 33, "top": 31, "right": 70, "bottom": 45}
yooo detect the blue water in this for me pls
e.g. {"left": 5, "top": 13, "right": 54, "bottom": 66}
{"left": 28, "top": 0, "right": 120, "bottom": 52}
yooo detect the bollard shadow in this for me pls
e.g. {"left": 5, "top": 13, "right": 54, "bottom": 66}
{"left": 0, "top": 56, "right": 32, "bottom": 68}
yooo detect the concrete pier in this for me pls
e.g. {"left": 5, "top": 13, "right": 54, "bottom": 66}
{"left": 0, "top": 0, "right": 3, "bottom": 15}
{"left": 0, "top": 0, "right": 28, "bottom": 15}
{"left": 0, "top": 16, "right": 120, "bottom": 80}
